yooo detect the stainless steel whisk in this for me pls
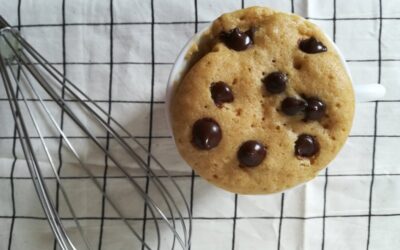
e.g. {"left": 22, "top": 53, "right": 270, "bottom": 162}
{"left": 0, "top": 16, "right": 191, "bottom": 250}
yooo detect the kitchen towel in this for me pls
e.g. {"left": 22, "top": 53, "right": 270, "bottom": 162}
{"left": 0, "top": 0, "right": 399, "bottom": 249}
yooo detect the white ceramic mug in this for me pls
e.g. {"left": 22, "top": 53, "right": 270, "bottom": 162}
{"left": 165, "top": 25, "right": 386, "bottom": 134}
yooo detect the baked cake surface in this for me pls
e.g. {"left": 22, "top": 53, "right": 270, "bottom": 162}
{"left": 171, "top": 7, "right": 355, "bottom": 194}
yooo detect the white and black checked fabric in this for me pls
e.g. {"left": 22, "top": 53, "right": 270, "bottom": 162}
{"left": 0, "top": 0, "right": 399, "bottom": 249}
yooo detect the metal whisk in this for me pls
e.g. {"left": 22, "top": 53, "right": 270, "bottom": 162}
{"left": 0, "top": 16, "right": 191, "bottom": 250}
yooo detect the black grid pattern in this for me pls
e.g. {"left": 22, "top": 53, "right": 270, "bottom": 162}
{"left": 52, "top": 1, "right": 66, "bottom": 249}
{"left": 97, "top": 0, "right": 115, "bottom": 248}
{"left": 140, "top": 0, "right": 155, "bottom": 248}
{"left": 366, "top": 0, "right": 383, "bottom": 249}
{"left": 0, "top": 0, "right": 399, "bottom": 249}
{"left": 6, "top": 0, "right": 22, "bottom": 249}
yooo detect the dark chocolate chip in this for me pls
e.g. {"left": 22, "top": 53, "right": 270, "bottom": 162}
{"left": 295, "top": 134, "right": 319, "bottom": 157}
{"left": 210, "top": 81, "right": 234, "bottom": 107}
{"left": 281, "top": 97, "right": 307, "bottom": 116}
{"left": 192, "top": 118, "right": 222, "bottom": 150}
{"left": 305, "top": 97, "right": 326, "bottom": 121}
{"left": 263, "top": 71, "right": 288, "bottom": 94}
{"left": 237, "top": 140, "right": 267, "bottom": 167}
{"left": 220, "top": 28, "right": 253, "bottom": 51}
{"left": 299, "top": 37, "right": 327, "bottom": 54}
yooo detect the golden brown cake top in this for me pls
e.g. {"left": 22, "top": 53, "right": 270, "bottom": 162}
{"left": 171, "top": 7, "right": 355, "bottom": 194}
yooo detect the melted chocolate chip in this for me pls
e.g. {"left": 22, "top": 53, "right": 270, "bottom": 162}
{"left": 220, "top": 28, "right": 253, "bottom": 51}
{"left": 237, "top": 140, "right": 267, "bottom": 167}
{"left": 210, "top": 81, "right": 234, "bottom": 107}
{"left": 299, "top": 37, "right": 327, "bottom": 54}
{"left": 281, "top": 97, "right": 307, "bottom": 116}
{"left": 192, "top": 118, "right": 222, "bottom": 150}
{"left": 305, "top": 97, "right": 326, "bottom": 121}
{"left": 263, "top": 72, "right": 288, "bottom": 94}
{"left": 295, "top": 134, "right": 319, "bottom": 157}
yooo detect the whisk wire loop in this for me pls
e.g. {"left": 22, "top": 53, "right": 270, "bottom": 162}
{"left": 0, "top": 16, "right": 191, "bottom": 250}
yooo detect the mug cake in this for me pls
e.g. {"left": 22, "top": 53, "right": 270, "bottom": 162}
{"left": 170, "top": 7, "right": 355, "bottom": 194}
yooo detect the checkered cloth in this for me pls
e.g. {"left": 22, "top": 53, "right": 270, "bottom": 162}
{"left": 0, "top": 0, "right": 399, "bottom": 249}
